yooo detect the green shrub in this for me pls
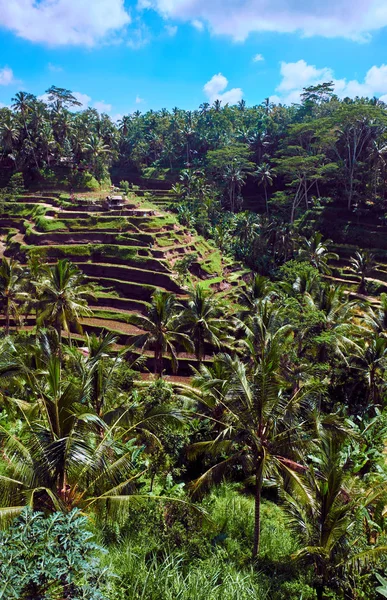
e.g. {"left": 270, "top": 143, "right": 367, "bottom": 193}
{"left": 120, "top": 180, "right": 130, "bottom": 194}
{"left": 0, "top": 508, "right": 108, "bottom": 599}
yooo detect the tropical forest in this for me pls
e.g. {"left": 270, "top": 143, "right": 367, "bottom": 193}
{"left": 3, "top": 82, "right": 387, "bottom": 600}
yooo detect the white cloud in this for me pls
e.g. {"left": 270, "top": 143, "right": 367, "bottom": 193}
{"left": 72, "top": 92, "right": 91, "bottom": 109}
{"left": 48, "top": 63, "right": 63, "bottom": 72}
{"left": 192, "top": 19, "right": 204, "bottom": 31}
{"left": 253, "top": 53, "right": 264, "bottom": 62}
{"left": 203, "top": 73, "right": 243, "bottom": 105}
{"left": 127, "top": 22, "right": 151, "bottom": 48}
{"left": 165, "top": 24, "right": 178, "bottom": 36}
{"left": 277, "top": 60, "right": 333, "bottom": 92}
{"left": 135, "top": 95, "right": 144, "bottom": 104}
{"left": 0, "top": 67, "right": 15, "bottom": 86}
{"left": 273, "top": 60, "right": 387, "bottom": 105}
{"left": 0, "top": 0, "right": 131, "bottom": 46}
{"left": 139, "top": 0, "right": 387, "bottom": 42}
{"left": 94, "top": 100, "right": 112, "bottom": 113}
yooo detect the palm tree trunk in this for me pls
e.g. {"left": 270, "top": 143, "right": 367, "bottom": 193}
{"left": 5, "top": 296, "right": 10, "bottom": 335}
{"left": 155, "top": 348, "right": 163, "bottom": 377}
{"left": 252, "top": 461, "right": 263, "bottom": 558}
{"left": 264, "top": 185, "right": 268, "bottom": 214}
{"left": 316, "top": 584, "right": 324, "bottom": 600}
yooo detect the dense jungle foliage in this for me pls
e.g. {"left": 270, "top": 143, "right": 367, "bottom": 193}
{"left": 2, "top": 83, "right": 387, "bottom": 599}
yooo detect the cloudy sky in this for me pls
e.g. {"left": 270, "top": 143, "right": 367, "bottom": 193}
{"left": 0, "top": 0, "right": 387, "bottom": 118}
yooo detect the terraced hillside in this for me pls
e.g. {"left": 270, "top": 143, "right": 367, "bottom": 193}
{"left": 300, "top": 206, "right": 387, "bottom": 305}
{"left": 1, "top": 189, "right": 248, "bottom": 375}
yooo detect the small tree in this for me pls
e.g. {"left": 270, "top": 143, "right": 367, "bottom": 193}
{"left": 349, "top": 250, "right": 376, "bottom": 293}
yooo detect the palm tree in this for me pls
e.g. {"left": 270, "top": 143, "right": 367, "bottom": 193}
{"left": 363, "top": 292, "right": 387, "bottom": 336}
{"left": 0, "top": 352, "right": 142, "bottom": 517}
{"left": 127, "top": 290, "right": 193, "bottom": 375}
{"left": 303, "top": 283, "right": 360, "bottom": 363}
{"left": 11, "top": 91, "right": 39, "bottom": 169}
{"left": 224, "top": 162, "right": 247, "bottom": 213}
{"left": 284, "top": 436, "right": 387, "bottom": 600}
{"left": 0, "top": 332, "right": 186, "bottom": 519}
{"left": 0, "top": 258, "right": 28, "bottom": 335}
{"left": 0, "top": 116, "right": 20, "bottom": 157}
{"left": 34, "top": 259, "right": 95, "bottom": 346}
{"left": 350, "top": 335, "right": 387, "bottom": 406}
{"left": 298, "top": 232, "right": 339, "bottom": 275}
{"left": 179, "top": 285, "right": 232, "bottom": 362}
{"left": 238, "top": 274, "right": 274, "bottom": 315}
{"left": 82, "top": 134, "right": 112, "bottom": 179}
{"left": 349, "top": 250, "right": 376, "bottom": 293}
{"left": 254, "top": 162, "right": 274, "bottom": 214}
{"left": 186, "top": 339, "right": 310, "bottom": 558}
{"left": 67, "top": 331, "right": 120, "bottom": 416}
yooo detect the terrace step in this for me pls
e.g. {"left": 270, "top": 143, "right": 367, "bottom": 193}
{"left": 95, "top": 295, "right": 149, "bottom": 313}
{"left": 25, "top": 230, "right": 153, "bottom": 247}
{"left": 77, "top": 262, "right": 182, "bottom": 292}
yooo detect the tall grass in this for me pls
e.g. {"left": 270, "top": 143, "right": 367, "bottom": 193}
{"left": 106, "top": 549, "right": 271, "bottom": 600}
{"left": 101, "top": 485, "right": 316, "bottom": 600}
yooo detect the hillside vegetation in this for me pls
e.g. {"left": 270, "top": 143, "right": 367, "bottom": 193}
{"left": 2, "top": 85, "right": 387, "bottom": 600}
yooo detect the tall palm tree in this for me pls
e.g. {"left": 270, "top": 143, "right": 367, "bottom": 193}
{"left": 224, "top": 162, "right": 247, "bottom": 213}
{"left": 34, "top": 259, "right": 95, "bottom": 346}
{"left": 0, "top": 116, "right": 20, "bottom": 157}
{"left": 298, "top": 232, "right": 339, "bottom": 275}
{"left": 349, "top": 250, "right": 376, "bottom": 293}
{"left": 11, "top": 91, "right": 39, "bottom": 169}
{"left": 0, "top": 258, "right": 28, "bottom": 335}
{"left": 254, "top": 162, "right": 274, "bottom": 214}
{"left": 186, "top": 343, "right": 310, "bottom": 559}
{"left": 127, "top": 290, "right": 193, "bottom": 375}
{"left": 179, "top": 285, "right": 232, "bottom": 362}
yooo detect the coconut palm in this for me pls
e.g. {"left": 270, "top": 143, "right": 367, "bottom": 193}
{"left": 254, "top": 162, "right": 274, "bottom": 214}
{"left": 186, "top": 338, "right": 310, "bottom": 558}
{"left": 349, "top": 250, "right": 376, "bottom": 293}
{"left": 363, "top": 293, "right": 387, "bottom": 336}
{"left": 350, "top": 336, "right": 387, "bottom": 406}
{"left": 11, "top": 91, "right": 39, "bottom": 169}
{"left": 238, "top": 274, "right": 274, "bottom": 316}
{"left": 179, "top": 285, "right": 232, "bottom": 362}
{"left": 284, "top": 436, "right": 387, "bottom": 600}
{"left": 127, "top": 290, "right": 193, "bottom": 376}
{"left": 0, "top": 258, "right": 28, "bottom": 335}
{"left": 0, "top": 116, "right": 20, "bottom": 157}
{"left": 34, "top": 259, "right": 95, "bottom": 346}
{"left": 303, "top": 283, "right": 361, "bottom": 362}
{"left": 0, "top": 353, "right": 142, "bottom": 519}
{"left": 223, "top": 162, "right": 247, "bottom": 213}
{"left": 298, "top": 232, "right": 339, "bottom": 275}
{"left": 0, "top": 332, "right": 187, "bottom": 520}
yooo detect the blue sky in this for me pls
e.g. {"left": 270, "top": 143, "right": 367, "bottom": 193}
{"left": 0, "top": 0, "right": 387, "bottom": 119}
